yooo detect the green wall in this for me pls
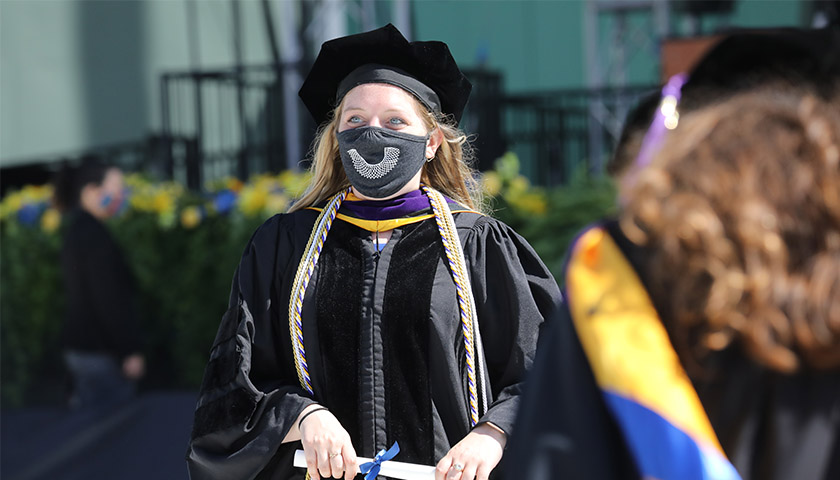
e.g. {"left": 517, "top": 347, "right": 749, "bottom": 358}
{"left": 415, "top": 0, "right": 807, "bottom": 92}
{"left": 0, "top": 0, "right": 275, "bottom": 167}
{"left": 415, "top": 0, "right": 585, "bottom": 91}
{"left": 0, "top": 0, "right": 810, "bottom": 168}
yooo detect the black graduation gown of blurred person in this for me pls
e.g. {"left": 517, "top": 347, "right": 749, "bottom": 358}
{"left": 61, "top": 208, "right": 141, "bottom": 359}
{"left": 506, "top": 220, "right": 840, "bottom": 480}
{"left": 186, "top": 203, "right": 562, "bottom": 480}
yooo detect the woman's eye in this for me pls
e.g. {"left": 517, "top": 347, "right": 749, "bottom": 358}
{"left": 347, "top": 115, "right": 362, "bottom": 124}
{"left": 387, "top": 117, "right": 406, "bottom": 126}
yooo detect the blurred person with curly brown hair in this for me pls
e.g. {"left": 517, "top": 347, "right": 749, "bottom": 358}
{"left": 505, "top": 86, "right": 840, "bottom": 480}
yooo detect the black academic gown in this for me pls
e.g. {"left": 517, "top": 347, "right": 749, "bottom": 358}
{"left": 505, "top": 221, "right": 840, "bottom": 480}
{"left": 187, "top": 206, "right": 561, "bottom": 479}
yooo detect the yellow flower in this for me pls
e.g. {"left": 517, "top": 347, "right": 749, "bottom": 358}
{"left": 511, "top": 191, "right": 548, "bottom": 216}
{"left": 278, "top": 170, "right": 312, "bottom": 197}
{"left": 129, "top": 194, "right": 150, "bottom": 211}
{"left": 152, "top": 190, "right": 175, "bottom": 214}
{"left": 238, "top": 185, "right": 269, "bottom": 217}
{"left": 41, "top": 208, "right": 62, "bottom": 233}
{"left": 226, "top": 177, "right": 244, "bottom": 193}
{"left": 125, "top": 173, "right": 148, "bottom": 188}
{"left": 508, "top": 175, "right": 530, "bottom": 195}
{"left": 128, "top": 182, "right": 158, "bottom": 212}
{"left": 180, "top": 206, "right": 202, "bottom": 229}
{"left": 0, "top": 192, "right": 23, "bottom": 220}
{"left": 481, "top": 171, "right": 502, "bottom": 197}
{"left": 20, "top": 184, "right": 52, "bottom": 203}
{"left": 125, "top": 178, "right": 182, "bottom": 214}
{"left": 264, "top": 193, "right": 289, "bottom": 216}
{"left": 251, "top": 173, "right": 276, "bottom": 189}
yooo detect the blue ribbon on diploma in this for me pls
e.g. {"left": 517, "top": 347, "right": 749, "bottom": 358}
{"left": 359, "top": 442, "right": 400, "bottom": 480}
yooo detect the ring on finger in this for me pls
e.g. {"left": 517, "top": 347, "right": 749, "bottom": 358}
{"left": 329, "top": 452, "right": 341, "bottom": 459}
{"left": 452, "top": 462, "right": 464, "bottom": 471}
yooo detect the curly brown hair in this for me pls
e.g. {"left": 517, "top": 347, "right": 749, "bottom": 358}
{"left": 619, "top": 86, "right": 840, "bottom": 374}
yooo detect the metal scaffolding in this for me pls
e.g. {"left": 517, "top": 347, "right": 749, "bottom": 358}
{"left": 583, "top": 0, "right": 670, "bottom": 173}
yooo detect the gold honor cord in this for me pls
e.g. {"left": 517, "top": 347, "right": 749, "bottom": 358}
{"left": 289, "top": 190, "right": 351, "bottom": 480}
{"left": 289, "top": 188, "right": 350, "bottom": 393}
{"left": 424, "top": 186, "right": 488, "bottom": 425}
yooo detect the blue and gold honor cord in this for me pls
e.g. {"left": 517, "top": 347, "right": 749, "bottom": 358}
{"left": 289, "top": 188, "right": 350, "bottom": 393}
{"left": 424, "top": 186, "right": 487, "bottom": 426}
{"left": 288, "top": 187, "right": 487, "bottom": 425}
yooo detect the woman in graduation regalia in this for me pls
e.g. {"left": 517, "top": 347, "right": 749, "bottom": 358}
{"left": 186, "top": 24, "right": 561, "bottom": 480}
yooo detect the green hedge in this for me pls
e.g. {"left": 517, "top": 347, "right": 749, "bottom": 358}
{"left": 0, "top": 155, "right": 616, "bottom": 407}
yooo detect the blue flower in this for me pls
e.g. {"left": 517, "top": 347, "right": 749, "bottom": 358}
{"left": 213, "top": 189, "right": 237, "bottom": 214}
{"left": 17, "top": 203, "right": 44, "bottom": 226}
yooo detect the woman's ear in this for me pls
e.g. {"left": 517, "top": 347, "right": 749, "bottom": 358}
{"left": 426, "top": 127, "right": 444, "bottom": 159}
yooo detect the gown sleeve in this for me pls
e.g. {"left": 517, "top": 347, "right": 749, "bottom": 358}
{"left": 187, "top": 214, "right": 317, "bottom": 480}
{"left": 461, "top": 216, "right": 563, "bottom": 435}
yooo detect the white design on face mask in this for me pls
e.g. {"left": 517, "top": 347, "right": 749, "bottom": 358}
{"left": 348, "top": 147, "right": 400, "bottom": 179}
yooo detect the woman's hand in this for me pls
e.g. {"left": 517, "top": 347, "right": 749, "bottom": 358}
{"left": 297, "top": 406, "right": 359, "bottom": 480}
{"left": 435, "top": 423, "right": 506, "bottom": 480}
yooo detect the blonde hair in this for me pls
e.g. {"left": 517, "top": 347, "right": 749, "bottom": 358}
{"left": 619, "top": 86, "right": 840, "bottom": 374}
{"left": 290, "top": 93, "right": 484, "bottom": 212}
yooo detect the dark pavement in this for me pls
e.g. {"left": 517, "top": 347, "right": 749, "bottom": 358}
{"left": 1, "top": 391, "right": 197, "bottom": 480}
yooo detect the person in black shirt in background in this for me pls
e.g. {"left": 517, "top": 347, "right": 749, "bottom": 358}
{"left": 53, "top": 157, "right": 145, "bottom": 411}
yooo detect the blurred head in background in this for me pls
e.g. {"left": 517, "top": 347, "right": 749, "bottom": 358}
{"left": 53, "top": 156, "right": 125, "bottom": 220}
{"left": 607, "top": 92, "right": 660, "bottom": 178}
{"left": 607, "top": 26, "right": 840, "bottom": 179}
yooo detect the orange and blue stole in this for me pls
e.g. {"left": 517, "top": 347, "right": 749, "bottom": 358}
{"left": 565, "top": 226, "right": 742, "bottom": 480}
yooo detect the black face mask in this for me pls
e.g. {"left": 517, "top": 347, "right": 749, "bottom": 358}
{"left": 337, "top": 126, "right": 430, "bottom": 199}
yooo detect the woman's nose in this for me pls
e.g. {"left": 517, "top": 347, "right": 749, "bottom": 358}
{"left": 368, "top": 117, "right": 382, "bottom": 128}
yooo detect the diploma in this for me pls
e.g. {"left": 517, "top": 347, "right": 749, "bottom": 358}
{"left": 293, "top": 450, "right": 436, "bottom": 480}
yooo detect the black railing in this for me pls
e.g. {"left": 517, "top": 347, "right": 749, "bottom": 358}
{"left": 0, "top": 135, "right": 196, "bottom": 197}
{"left": 1, "top": 66, "right": 655, "bottom": 195}
{"left": 498, "top": 85, "right": 656, "bottom": 184}
{"left": 161, "top": 63, "right": 655, "bottom": 188}
{"left": 459, "top": 69, "right": 507, "bottom": 172}
{"left": 160, "top": 63, "right": 312, "bottom": 190}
